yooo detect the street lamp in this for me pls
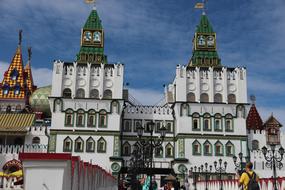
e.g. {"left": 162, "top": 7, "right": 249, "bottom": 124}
{"left": 200, "top": 163, "right": 212, "bottom": 190}
{"left": 135, "top": 121, "right": 167, "bottom": 190}
{"left": 214, "top": 159, "right": 227, "bottom": 190}
{"left": 189, "top": 166, "right": 201, "bottom": 190}
{"left": 262, "top": 145, "right": 284, "bottom": 190}
{"left": 233, "top": 152, "right": 250, "bottom": 175}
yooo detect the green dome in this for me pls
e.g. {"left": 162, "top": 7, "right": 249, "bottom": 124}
{"left": 29, "top": 85, "right": 51, "bottom": 117}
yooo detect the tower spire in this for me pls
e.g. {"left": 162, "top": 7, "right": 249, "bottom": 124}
{"left": 28, "top": 46, "right": 32, "bottom": 61}
{"left": 18, "top": 30, "right": 22, "bottom": 46}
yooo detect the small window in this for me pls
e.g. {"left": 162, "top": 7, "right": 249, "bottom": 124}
{"left": 200, "top": 93, "right": 209, "bottom": 103}
{"left": 155, "top": 121, "right": 162, "bottom": 133}
{"left": 123, "top": 120, "right": 132, "bottom": 132}
{"left": 165, "top": 121, "right": 173, "bottom": 133}
{"left": 192, "top": 113, "right": 200, "bottom": 131}
{"left": 3, "top": 84, "right": 10, "bottom": 95}
{"left": 75, "top": 137, "right": 84, "bottom": 152}
{"left": 122, "top": 142, "right": 131, "bottom": 156}
{"left": 214, "top": 93, "right": 223, "bottom": 103}
{"left": 32, "top": 137, "right": 40, "bottom": 144}
{"left": 87, "top": 111, "right": 96, "bottom": 127}
{"left": 63, "top": 137, "right": 73, "bottom": 152}
{"left": 226, "top": 142, "right": 234, "bottom": 156}
{"left": 103, "top": 90, "right": 112, "bottom": 99}
{"left": 90, "top": 89, "right": 99, "bottom": 99}
{"left": 77, "top": 110, "right": 85, "bottom": 127}
{"left": 214, "top": 114, "right": 222, "bottom": 131}
{"left": 187, "top": 92, "right": 195, "bottom": 102}
{"left": 192, "top": 140, "right": 201, "bottom": 155}
{"left": 97, "top": 137, "right": 106, "bottom": 153}
{"left": 65, "top": 109, "right": 74, "bottom": 126}
{"left": 76, "top": 88, "right": 85, "bottom": 98}
{"left": 215, "top": 141, "right": 223, "bottom": 156}
{"left": 155, "top": 146, "right": 163, "bottom": 157}
{"left": 203, "top": 141, "right": 212, "bottom": 156}
{"left": 98, "top": 111, "right": 107, "bottom": 128}
{"left": 252, "top": 140, "right": 259, "bottom": 150}
{"left": 165, "top": 143, "right": 173, "bottom": 158}
{"left": 203, "top": 114, "right": 211, "bottom": 131}
{"left": 225, "top": 114, "right": 233, "bottom": 132}
{"left": 63, "top": 88, "right": 72, "bottom": 98}
{"left": 134, "top": 120, "right": 142, "bottom": 132}
{"left": 86, "top": 137, "right": 95, "bottom": 152}
{"left": 228, "top": 94, "right": 236, "bottom": 103}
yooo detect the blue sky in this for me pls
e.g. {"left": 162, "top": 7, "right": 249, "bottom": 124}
{"left": 0, "top": 0, "right": 284, "bottom": 124}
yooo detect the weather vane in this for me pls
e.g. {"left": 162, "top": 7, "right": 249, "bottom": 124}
{"left": 195, "top": 0, "right": 208, "bottom": 15}
{"left": 85, "top": 0, "right": 97, "bottom": 9}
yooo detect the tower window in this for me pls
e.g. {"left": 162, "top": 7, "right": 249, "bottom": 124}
{"left": 76, "top": 88, "right": 85, "bottom": 98}
{"left": 200, "top": 93, "right": 209, "bottom": 103}
{"left": 32, "top": 137, "right": 40, "bottom": 144}
{"left": 63, "top": 88, "right": 72, "bottom": 98}
{"left": 90, "top": 89, "right": 99, "bottom": 99}
{"left": 74, "top": 137, "right": 84, "bottom": 152}
{"left": 63, "top": 137, "right": 73, "bottom": 152}
{"left": 192, "top": 140, "right": 201, "bottom": 155}
{"left": 97, "top": 137, "right": 106, "bottom": 153}
{"left": 86, "top": 137, "right": 95, "bottom": 152}
{"left": 214, "top": 93, "right": 223, "bottom": 103}
{"left": 192, "top": 113, "right": 200, "bottom": 131}
{"left": 98, "top": 110, "right": 107, "bottom": 128}
{"left": 228, "top": 94, "right": 236, "bottom": 103}
{"left": 76, "top": 110, "right": 85, "bottom": 127}
{"left": 103, "top": 90, "right": 112, "bottom": 99}
{"left": 65, "top": 109, "right": 74, "bottom": 127}
{"left": 165, "top": 143, "right": 174, "bottom": 157}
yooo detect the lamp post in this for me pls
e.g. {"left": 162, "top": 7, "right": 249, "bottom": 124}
{"left": 136, "top": 121, "right": 167, "bottom": 190}
{"left": 262, "top": 145, "right": 284, "bottom": 190}
{"left": 200, "top": 163, "right": 212, "bottom": 190}
{"left": 214, "top": 159, "right": 227, "bottom": 190}
{"left": 233, "top": 152, "right": 250, "bottom": 175}
{"left": 189, "top": 166, "right": 201, "bottom": 190}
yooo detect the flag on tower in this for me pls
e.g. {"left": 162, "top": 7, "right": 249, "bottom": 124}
{"left": 195, "top": 2, "right": 204, "bottom": 9}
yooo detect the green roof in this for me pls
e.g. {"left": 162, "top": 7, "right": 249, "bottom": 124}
{"left": 196, "top": 14, "right": 214, "bottom": 33}
{"left": 84, "top": 9, "right": 103, "bottom": 30}
{"left": 78, "top": 47, "right": 104, "bottom": 54}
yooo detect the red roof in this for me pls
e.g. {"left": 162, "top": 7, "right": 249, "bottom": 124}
{"left": 246, "top": 104, "right": 263, "bottom": 130}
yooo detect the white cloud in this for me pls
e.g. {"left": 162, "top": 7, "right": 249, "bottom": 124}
{"left": 0, "top": 60, "right": 52, "bottom": 87}
{"left": 128, "top": 88, "right": 164, "bottom": 106}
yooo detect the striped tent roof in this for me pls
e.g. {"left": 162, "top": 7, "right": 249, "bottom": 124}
{"left": 0, "top": 113, "right": 35, "bottom": 132}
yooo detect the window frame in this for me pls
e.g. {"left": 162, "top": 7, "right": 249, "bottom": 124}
{"left": 97, "top": 137, "right": 107, "bottom": 153}
{"left": 74, "top": 137, "right": 84, "bottom": 153}
{"left": 192, "top": 113, "right": 201, "bottom": 131}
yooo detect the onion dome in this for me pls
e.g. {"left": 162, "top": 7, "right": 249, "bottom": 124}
{"left": 29, "top": 86, "right": 51, "bottom": 117}
{"left": 246, "top": 104, "right": 263, "bottom": 130}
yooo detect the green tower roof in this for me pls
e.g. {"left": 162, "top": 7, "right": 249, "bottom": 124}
{"left": 83, "top": 9, "right": 103, "bottom": 30}
{"left": 196, "top": 14, "right": 214, "bottom": 33}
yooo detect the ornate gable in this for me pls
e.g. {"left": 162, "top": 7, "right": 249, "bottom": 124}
{"left": 246, "top": 104, "right": 263, "bottom": 130}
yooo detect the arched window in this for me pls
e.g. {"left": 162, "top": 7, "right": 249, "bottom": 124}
{"left": 203, "top": 140, "right": 212, "bottom": 156}
{"left": 192, "top": 113, "right": 200, "bottom": 131}
{"left": 86, "top": 137, "right": 95, "bottom": 152}
{"left": 63, "top": 137, "right": 73, "bottom": 152}
{"left": 97, "top": 137, "right": 107, "bottom": 153}
{"left": 214, "top": 114, "right": 222, "bottom": 131}
{"left": 215, "top": 141, "right": 223, "bottom": 156}
{"left": 15, "top": 105, "right": 21, "bottom": 111}
{"left": 228, "top": 94, "right": 236, "bottom": 103}
{"left": 87, "top": 110, "right": 96, "bottom": 127}
{"left": 76, "top": 110, "right": 85, "bottom": 127}
{"left": 200, "top": 93, "right": 209, "bottom": 103}
{"left": 74, "top": 137, "right": 84, "bottom": 152}
{"left": 99, "top": 110, "right": 107, "bottom": 128}
{"left": 214, "top": 93, "right": 223, "bottom": 103}
{"left": 165, "top": 143, "right": 174, "bottom": 158}
{"left": 155, "top": 146, "right": 163, "bottom": 157}
{"left": 123, "top": 119, "right": 132, "bottom": 132}
{"left": 76, "top": 88, "right": 85, "bottom": 98}
{"left": 32, "top": 137, "right": 40, "bottom": 144}
{"left": 192, "top": 140, "right": 201, "bottom": 155}
{"left": 203, "top": 113, "right": 211, "bottom": 131}
{"left": 225, "top": 114, "right": 233, "bottom": 132}
{"left": 63, "top": 88, "right": 72, "bottom": 98}
{"left": 122, "top": 142, "right": 131, "bottom": 156}
{"left": 65, "top": 109, "right": 74, "bottom": 126}
{"left": 237, "top": 105, "right": 245, "bottom": 118}
{"left": 103, "top": 89, "right": 112, "bottom": 99}
{"left": 180, "top": 103, "right": 189, "bottom": 116}
{"left": 226, "top": 141, "right": 235, "bottom": 156}
{"left": 90, "top": 89, "right": 99, "bottom": 99}
{"left": 14, "top": 84, "right": 20, "bottom": 95}
{"left": 111, "top": 101, "right": 120, "bottom": 114}
{"left": 3, "top": 84, "right": 10, "bottom": 95}
{"left": 252, "top": 140, "right": 259, "bottom": 150}
{"left": 187, "top": 92, "right": 196, "bottom": 102}
{"left": 10, "top": 68, "right": 19, "bottom": 80}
